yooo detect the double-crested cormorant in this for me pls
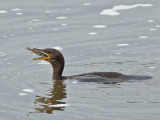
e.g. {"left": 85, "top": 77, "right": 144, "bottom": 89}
{"left": 27, "top": 48, "right": 151, "bottom": 82}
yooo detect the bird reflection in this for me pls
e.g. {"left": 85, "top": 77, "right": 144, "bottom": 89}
{"left": 32, "top": 80, "right": 67, "bottom": 114}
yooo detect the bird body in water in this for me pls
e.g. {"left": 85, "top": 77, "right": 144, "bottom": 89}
{"left": 26, "top": 47, "right": 151, "bottom": 83}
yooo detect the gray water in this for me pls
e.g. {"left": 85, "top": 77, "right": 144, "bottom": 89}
{"left": 0, "top": 0, "right": 160, "bottom": 120}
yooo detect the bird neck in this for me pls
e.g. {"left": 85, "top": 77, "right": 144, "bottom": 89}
{"left": 51, "top": 60, "right": 64, "bottom": 80}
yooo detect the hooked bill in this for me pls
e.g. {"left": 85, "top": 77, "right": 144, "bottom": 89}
{"left": 26, "top": 47, "right": 48, "bottom": 57}
{"left": 26, "top": 47, "right": 49, "bottom": 60}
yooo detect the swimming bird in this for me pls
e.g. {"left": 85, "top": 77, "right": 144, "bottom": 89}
{"left": 27, "top": 47, "right": 151, "bottom": 83}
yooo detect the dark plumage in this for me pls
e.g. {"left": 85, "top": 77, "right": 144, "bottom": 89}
{"left": 27, "top": 48, "right": 152, "bottom": 83}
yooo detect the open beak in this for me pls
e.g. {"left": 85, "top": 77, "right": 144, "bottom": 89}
{"left": 31, "top": 48, "right": 50, "bottom": 61}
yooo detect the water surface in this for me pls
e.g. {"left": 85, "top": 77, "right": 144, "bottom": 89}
{"left": 0, "top": 0, "right": 160, "bottom": 120}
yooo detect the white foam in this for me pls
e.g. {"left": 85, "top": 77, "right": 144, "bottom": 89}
{"left": 148, "top": 20, "right": 155, "bottom": 23}
{"left": 101, "top": 9, "right": 120, "bottom": 16}
{"left": 52, "top": 46, "right": 63, "bottom": 51}
{"left": 22, "top": 89, "right": 34, "bottom": 93}
{"left": 15, "top": 13, "right": 23, "bottom": 15}
{"left": 155, "top": 25, "right": 160, "bottom": 28}
{"left": 0, "top": 10, "right": 7, "bottom": 13}
{"left": 92, "top": 25, "right": 107, "bottom": 28}
{"left": 88, "top": 32, "right": 98, "bottom": 35}
{"left": 148, "top": 67, "right": 156, "bottom": 69}
{"left": 150, "top": 28, "right": 158, "bottom": 31}
{"left": 61, "top": 23, "right": 68, "bottom": 26}
{"left": 19, "top": 93, "right": 27, "bottom": 96}
{"left": 113, "top": 4, "right": 153, "bottom": 10}
{"left": 72, "top": 81, "right": 78, "bottom": 84}
{"left": 139, "top": 36, "right": 148, "bottom": 39}
{"left": 32, "top": 19, "right": 41, "bottom": 22}
{"left": 52, "top": 29, "right": 59, "bottom": 31}
{"left": 38, "top": 61, "right": 49, "bottom": 64}
{"left": 100, "top": 4, "right": 153, "bottom": 16}
{"left": 49, "top": 104, "right": 69, "bottom": 107}
{"left": 117, "top": 44, "right": 129, "bottom": 47}
{"left": 56, "top": 16, "right": 68, "bottom": 20}
{"left": 11, "top": 8, "right": 21, "bottom": 11}
{"left": 83, "top": 3, "right": 91, "bottom": 6}
{"left": 45, "top": 11, "right": 51, "bottom": 13}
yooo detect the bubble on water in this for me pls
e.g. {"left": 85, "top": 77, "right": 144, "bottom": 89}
{"left": 83, "top": 3, "right": 91, "bottom": 6}
{"left": 150, "top": 28, "right": 158, "bottom": 31}
{"left": 3, "top": 76, "right": 6, "bottom": 79}
{"left": 19, "top": 93, "right": 27, "bottom": 96}
{"left": 52, "top": 29, "right": 58, "bottom": 31}
{"left": 92, "top": 25, "right": 107, "bottom": 28}
{"left": 88, "top": 32, "right": 98, "bottom": 35}
{"left": 117, "top": 44, "right": 129, "bottom": 47}
{"left": 2, "top": 35, "right": 7, "bottom": 38}
{"left": 32, "top": 19, "right": 41, "bottom": 22}
{"left": 138, "top": 36, "right": 148, "bottom": 39}
{"left": 45, "top": 11, "right": 51, "bottom": 13}
{"left": 61, "top": 23, "right": 68, "bottom": 26}
{"left": 15, "top": 13, "right": 23, "bottom": 15}
{"left": 148, "top": 20, "right": 155, "bottom": 23}
{"left": 28, "top": 27, "right": 33, "bottom": 30}
{"left": 22, "top": 89, "right": 34, "bottom": 93}
{"left": 155, "top": 25, "right": 160, "bottom": 28}
{"left": 0, "top": 10, "right": 8, "bottom": 13}
{"left": 72, "top": 81, "right": 78, "bottom": 84}
{"left": 11, "top": 8, "right": 21, "bottom": 11}
{"left": 116, "top": 53, "right": 121, "bottom": 54}
{"left": 66, "top": 8, "right": 71, "bottom": 10}
{"left": 100, "top": 9, "right": 120, "bottom": 16}
{"left": 148, "top": 67, "right": 156, "bottom": 69}
{"left": 100, "top": 4, "right": 153, "bottom": 16}
{"left": 56, "top": 16, "right": 68, "bottom": 20}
